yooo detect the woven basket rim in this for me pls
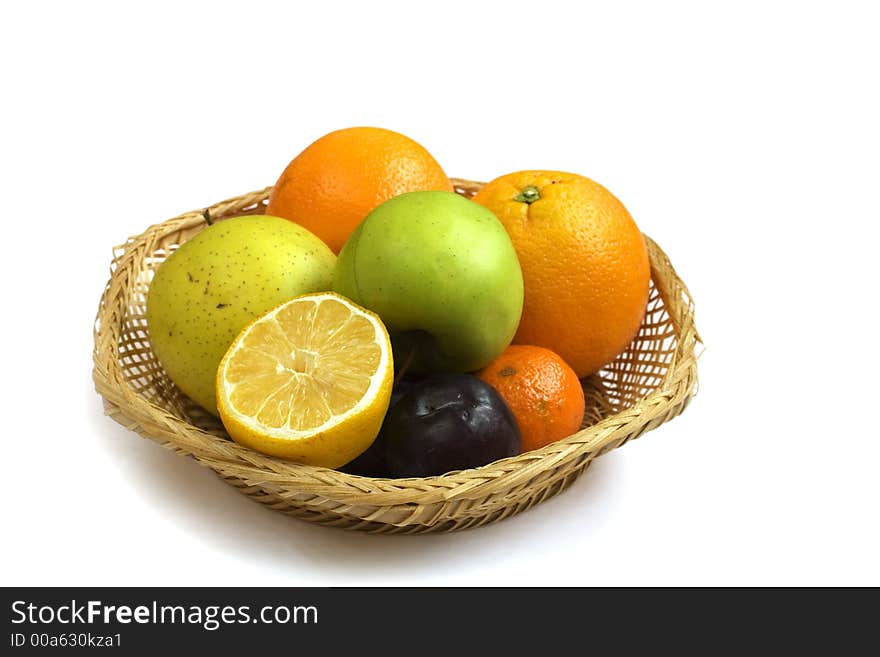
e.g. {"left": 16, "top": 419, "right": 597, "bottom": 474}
{"left": 92, "top": 181, "right": 701, "bottom": 509}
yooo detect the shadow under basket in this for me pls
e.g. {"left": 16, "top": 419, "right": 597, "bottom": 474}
{"left": 92, "top": 179, "right": 701, "bottom": 534}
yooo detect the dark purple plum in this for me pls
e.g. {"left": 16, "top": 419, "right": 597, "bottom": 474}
{"left": 384, "top": 373, "right": 521, "bottom": 478}
{"left": 340, "top": 377, "right": 418, "bottom": 477}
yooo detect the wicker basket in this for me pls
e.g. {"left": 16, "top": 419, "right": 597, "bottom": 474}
{"left": 92, "top": 179, "right": 700, "bottom": 534}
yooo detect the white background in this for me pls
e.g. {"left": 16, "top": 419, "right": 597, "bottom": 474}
{"left": 2, "top": 1, "right": 878, "bottom": 586}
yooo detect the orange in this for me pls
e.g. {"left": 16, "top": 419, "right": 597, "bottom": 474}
{"left": 478, "top": 345, "right": 585, "bottom": 452}
{"left": 266, "top": 127, "right": 453, "bottom": 253}
{"left": 472, "top": 171, "right": 650, "bottom": 378}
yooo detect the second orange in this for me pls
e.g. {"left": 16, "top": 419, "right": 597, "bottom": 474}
{"left": 267, "top": 127, "right": 453, "bottom": 253}
{"left": 473, "top": 171, "right": 651, "bottom": 378}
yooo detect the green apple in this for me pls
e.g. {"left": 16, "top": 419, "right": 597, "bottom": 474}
{"left": 146, "top": 214, "right": 335, "bottom": 414}
{"left": 333, "top": 191, "right": 523, "bottom": 373}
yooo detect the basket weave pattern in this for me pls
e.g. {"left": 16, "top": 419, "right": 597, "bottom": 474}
{"left": 92, "top": 179, "right": 700, "bottom": 533}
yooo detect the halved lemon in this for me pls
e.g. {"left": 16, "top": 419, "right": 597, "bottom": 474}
{"left": 216, "top": 292, "right": 393, "bottom": 468}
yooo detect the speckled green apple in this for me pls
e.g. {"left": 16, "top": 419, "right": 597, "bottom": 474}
{"left": 333, "top": 191, "right": 523, "bottom": 373}
{"left": 146, "top": 215, "right": 335, "bottom": 414}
